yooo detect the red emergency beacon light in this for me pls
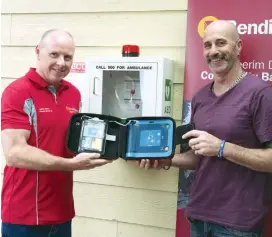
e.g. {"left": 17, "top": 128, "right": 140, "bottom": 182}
{"left": 122, "top": 45, "right": 140, "bottom": 57}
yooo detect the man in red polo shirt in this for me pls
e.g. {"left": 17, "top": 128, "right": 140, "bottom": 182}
{"left": 1, "top": 29, "right": 112, "bottom": 237}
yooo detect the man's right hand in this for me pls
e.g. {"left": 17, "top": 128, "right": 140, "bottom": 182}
{"left": 2, "top": 129, "right": 113, "bottom": 171}
{"left": 68, "top": 152, "right": 113, "bottom": 171}
{"left": 131, "top": 159, "right": 171, "bottom": 170}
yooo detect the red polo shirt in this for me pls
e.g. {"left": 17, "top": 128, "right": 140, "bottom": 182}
{"left": 1, "top": 68, "right": 81, "bottom": 225}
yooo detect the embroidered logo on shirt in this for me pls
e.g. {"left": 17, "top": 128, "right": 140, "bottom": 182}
{"left": 66, "top": 106, "right": 78, "bottom": 114}
{"left": 39, "top": 108, "right": 53, "bottom": 113}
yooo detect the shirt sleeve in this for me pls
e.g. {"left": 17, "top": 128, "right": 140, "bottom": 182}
{"left": 251, "top": 86, "right": 272, "bottom": 143}
{"left": 1, "top": 86, "right": 32, "bottom": 131}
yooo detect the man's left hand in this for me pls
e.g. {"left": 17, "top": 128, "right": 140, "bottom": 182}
{"left": 183, "top": 130, "right": 221, "bottom": 157}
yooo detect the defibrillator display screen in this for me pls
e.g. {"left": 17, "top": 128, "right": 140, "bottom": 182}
{"left": 139, "top": 130, "right": 162, "bottom": 147}
{"left": 125, "top": 119, "right": 174, "bottom": 158}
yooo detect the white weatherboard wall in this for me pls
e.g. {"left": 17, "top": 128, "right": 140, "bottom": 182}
{"left": 1, "top": 1, "right": 188, "bottom": 236}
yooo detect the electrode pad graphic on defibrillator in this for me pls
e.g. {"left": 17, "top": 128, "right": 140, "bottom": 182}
{"left": 78, "top": 118, "right": 108, "bottom": 154}
{"left": 125, "top": 119, "right": 174, "bottom": 158}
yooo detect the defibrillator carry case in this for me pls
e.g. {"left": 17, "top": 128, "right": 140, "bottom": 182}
{"left": 66, "top": 113, "right": 194, "bottom": 160}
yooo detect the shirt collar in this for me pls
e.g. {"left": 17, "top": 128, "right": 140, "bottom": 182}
{"left": 26, "top": 68, "right": 69, "bottom": 90}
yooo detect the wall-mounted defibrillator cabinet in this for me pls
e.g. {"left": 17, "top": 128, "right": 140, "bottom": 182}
{"left": 64, "top": 55, "right": 189, "bottom": 160}
{"left": 80, "top": 56, "right": 174, "bottom": 118}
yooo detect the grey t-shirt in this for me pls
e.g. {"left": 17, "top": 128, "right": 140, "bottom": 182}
{"left": 185, "top": 74, "right": 272, "bottom": 231}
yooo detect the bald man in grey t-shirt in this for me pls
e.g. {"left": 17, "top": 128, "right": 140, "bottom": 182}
{"left": 135, "top": 20, "right": 272, "bottom": 237}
